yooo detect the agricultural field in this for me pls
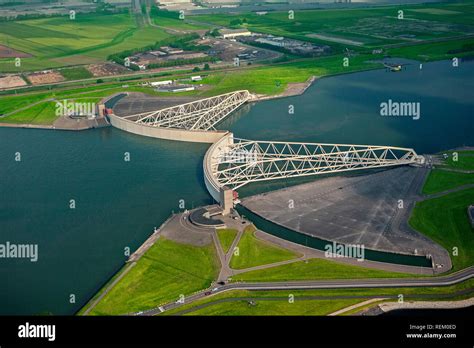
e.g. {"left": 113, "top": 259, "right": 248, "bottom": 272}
{"left": 190, "top": 1, "right": 474, "bottom": 49}
{"left": 0, "top": 12, "right": 171, "bottom": 72}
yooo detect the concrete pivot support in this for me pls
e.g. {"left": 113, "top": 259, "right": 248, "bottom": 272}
{"left": 219, "top": 187, "right": 234, "bottom": 215}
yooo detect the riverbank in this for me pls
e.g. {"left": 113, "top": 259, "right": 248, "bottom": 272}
{"left": 0, "top": 75, "right": 318, "bottom": 131}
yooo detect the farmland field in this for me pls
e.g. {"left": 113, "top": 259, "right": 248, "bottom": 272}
{"left": 0, "top": 13, "right": 171, "bottom": 72}
{"left": 190, "top": 1, "right": 474, "bottom": 49}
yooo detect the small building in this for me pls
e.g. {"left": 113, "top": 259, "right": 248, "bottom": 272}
{"left": 191, "top": 75, "right": 202, "bottom": 81}
{"left": 150, "top": 80, "right": 173, "bottom": 87}
{"left": 468, "top": 205, "right": 474, "bottom": 228}
{"left": 220, "top": 28, "right": 252, "bottom": 39}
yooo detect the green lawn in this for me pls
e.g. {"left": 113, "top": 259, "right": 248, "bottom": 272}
{"left": 440, "top": 150, "right": 474, "bottom": 171}
{"left": 60, "top": 67, "right": 93, "bottom": 81}
{"left": 232, "top": 257, "right": 411, "bottom": 282}
{"left": 163, "top": 278, "right": 474, "bottom": 315}
{"left": 85, "top": 237, "right": 219, "bottom": 315}
{"left": 422, "top": 169, "right": 474, "bottom": 195}
{"left": 0, "top": 82, "right": 203, "bottom": 124}
{"left": 229, "top": 225, "right": 300, "bottom": 270}
{"left": 409, "top": 188, "right": 474, "bottom": 271}
{"left": 216, "top": 228, "right": 238, "bottom": 254}
{"left": 182, "top": 298, "right": 362, "bottom": 316}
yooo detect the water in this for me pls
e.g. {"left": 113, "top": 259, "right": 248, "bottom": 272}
{"left": 1, "top": 59, "right": 473, "bottom": 315}
{"left": 0, "top": 129, "right": 213, "bottom": 315}
{"left": 224, "top": 59, "right": 474, "bottom": 196}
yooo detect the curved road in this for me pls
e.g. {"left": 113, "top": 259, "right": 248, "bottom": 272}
{"left": 136, "top": 265, "right": 474, "bottom": 316}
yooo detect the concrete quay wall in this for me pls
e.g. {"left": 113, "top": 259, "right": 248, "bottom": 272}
{"left": 108, "top": 113, "right": 228, "bottom": 143}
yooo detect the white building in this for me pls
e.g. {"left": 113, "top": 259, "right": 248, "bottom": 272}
{"left": 220, "top": 28, "right": 252, "bottom": 39}
{"left": 150, "top": 80, "right": 173, "bottom": 87}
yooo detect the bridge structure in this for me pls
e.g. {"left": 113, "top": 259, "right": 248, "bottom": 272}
{"left": 106, "top": 90, "right": 251, "bottom": 143}
{"left": 204, "top": 133, "right": 423, "bottom": 210}
{"left": 104, "top": 89, "right": 423, "bottom": 210}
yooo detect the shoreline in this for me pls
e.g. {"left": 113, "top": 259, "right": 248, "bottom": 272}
{"left": 0, "top": 76, "right": 318, "bottom": 131}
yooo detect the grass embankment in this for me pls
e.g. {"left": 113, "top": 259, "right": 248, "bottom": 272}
{"left": 233, "top": 257, "right": 412, "bottom": 282}
{"left": 84, "top": 237, "right": 219, "bottom": 315}
{"left": 229, "top": 225, "right": 300, "bottom": 270}
{"left": 409, "top": 188, "right": 474, "bottom": 271}
{"left": 439, "top": 150, "right": 474, "bottom": 171}
{"left": 0, "top": 82, "right": 200, "bottom": 124}
{"left": 181, "top": 298, "right": 362, "bottom": 316}
{"left": 422, "top": 150, "right": 474, "bottom": 194}
{"left": 423, "top": 170, "right": 474, "bottom": 194}
{"left": 216, "top": 228, "right": 238, "bottom": 254}
{"left": 162, "top": 278, "right": 474, "bottom": 316}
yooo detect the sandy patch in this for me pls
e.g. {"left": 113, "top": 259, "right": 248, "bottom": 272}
{"left": 0, "top": 75, "right": 27, "bottom": 89}
{"left": 86, "top": 63, "right": 129, "bottom": 77}
{"left": 27, "top": 71, "right": 65, "bottom": 85}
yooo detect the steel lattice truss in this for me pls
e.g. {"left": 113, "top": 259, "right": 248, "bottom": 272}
{"left": 123, "top": 90, "right": 250, "bottom": 130}
{"left": 212, "top": 138, "right": 420, "bottom": 189}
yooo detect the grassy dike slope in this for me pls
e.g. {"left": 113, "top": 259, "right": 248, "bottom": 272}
{"left": 162, "top": 279, "right": 474, "bottom": 316}
{"left": 229, "top": 225, "right": 301, "bottom": 269}
{"left": 423, "top": 170, "right": 474, "bottom": 194}
{"left": 86, "top": 238, "right": 219, "bottom": 315}
{"left": 410, "top": 188, "right": 474, "bottom": 271}
{"left": 232, "top": 257, "right": 412, "bottom": 282}
{"left": 216, "top": 228, "right": 238, "bottom": 254}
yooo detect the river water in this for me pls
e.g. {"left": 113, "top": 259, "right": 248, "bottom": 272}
{"left": 1, "top": 59, "right": 472, "bottom": 315}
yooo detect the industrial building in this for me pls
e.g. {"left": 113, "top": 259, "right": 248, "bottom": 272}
{"left": 220, "top": 28, "right": 252, "bottom": 39}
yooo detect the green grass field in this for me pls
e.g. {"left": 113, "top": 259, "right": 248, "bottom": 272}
{"left": 422, "top": 170, "right": 474, "bottom": 195}
{"left": 216, "top": 228, "right": 238, "bottom": 254}
{"left": 229, "top": 225, "right": 300, "bottom": 270}
{"left": 59, "top": 66, "right": 93, "bottom": 80}
{"left": 409, "top": 188, "right": 474, "bottom": 271}
{"left": 440, "top": 150, "right": 474, "bottom": 171}
{"left": 232, "top": 257, "right": 411, "bottom": 282}
{"left": 162, "top": 278, "right": 474, "bottom": 315}
{"left": 181, "top": 298, "right": 362, "bottom": 316}
{"left": 0, "top": 13, "right": 171, "bottom": 72}
{"left": 85, "top": 237, "right": 219, "bottom": 315}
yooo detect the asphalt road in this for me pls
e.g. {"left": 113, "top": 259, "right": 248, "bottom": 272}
{"left": 136, "top": 265, "right": 474, "bottom": 316}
